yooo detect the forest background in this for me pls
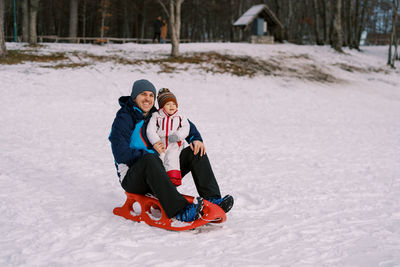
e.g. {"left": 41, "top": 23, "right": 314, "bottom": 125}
{"left": 1, "top": 0, "right": 398, "bottom": 46}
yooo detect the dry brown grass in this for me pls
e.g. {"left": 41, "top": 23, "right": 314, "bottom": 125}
{"left": 140, "top": 52, "right": 282, "bottom": 77}
{"left": 0, "top": 50, "right": 67, "bottom": 64}
{"left": 0, "top": 49, "right": 388, "bottom": 82}
{"left": 332, "top": 63, "right": 388, "bottom": 74}
{"left": 42, "top": 62, "right": 91, "bottom": 69}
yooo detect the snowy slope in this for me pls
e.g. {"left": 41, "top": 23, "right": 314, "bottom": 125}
{"left": 0, "top": 42, "right": 400, "bottom": 266}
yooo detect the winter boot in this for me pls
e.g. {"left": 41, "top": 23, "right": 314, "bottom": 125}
{"left": 175, "top": 197, "right": 204, "bottom": 222}
{"left": 206, "top": 195, "right": 234, "bottom": 213}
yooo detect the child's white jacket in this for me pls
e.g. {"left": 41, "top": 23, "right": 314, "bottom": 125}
{"left": 147, "top": 109, "right": 190, "bottom": 147}
{"left": 146, "top": 109, "right": 190, "bottom": 178}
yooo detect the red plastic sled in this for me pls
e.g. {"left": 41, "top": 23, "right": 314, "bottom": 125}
{"left": 113, "top": 192, "right": 226, "bottom": 231}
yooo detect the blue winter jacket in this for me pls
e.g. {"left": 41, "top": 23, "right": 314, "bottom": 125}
{"left": 109, "top": 96, "right": 202, "bottom": 182}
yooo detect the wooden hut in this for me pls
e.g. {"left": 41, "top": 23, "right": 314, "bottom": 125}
{"left": 233, "top": 4, "right": 284, "bottom": 44}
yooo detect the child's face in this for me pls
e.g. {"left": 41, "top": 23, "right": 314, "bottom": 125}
{"left": 163, "top": 101, "right": 177, "bottom": 115}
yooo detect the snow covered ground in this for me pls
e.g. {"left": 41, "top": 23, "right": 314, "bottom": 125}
{"left": 1, "top": 42, "right": 400, "bottom": 266}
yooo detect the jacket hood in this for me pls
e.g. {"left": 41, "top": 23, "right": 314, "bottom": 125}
{"left": 118, "top": 96, "right": 132, "bottom": 107}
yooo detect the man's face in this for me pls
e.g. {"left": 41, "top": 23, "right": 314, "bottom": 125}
{"left": 134, "top": 91, "right": 154, "bottom": 115}
{"left": 163, "top": 101, "right": 177, "bottom": 115}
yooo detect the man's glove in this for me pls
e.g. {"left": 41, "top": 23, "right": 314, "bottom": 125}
{"left": 168, "top": 134, "right": 180, "bottom": 143}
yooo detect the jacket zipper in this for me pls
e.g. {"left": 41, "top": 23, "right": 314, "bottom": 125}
{"left": 165, "top": 116, "right": 169, "bottom": 148}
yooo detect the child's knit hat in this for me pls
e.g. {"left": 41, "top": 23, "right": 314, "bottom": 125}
{"left": 157, "top": 88, "right": 178, "bottom": 108}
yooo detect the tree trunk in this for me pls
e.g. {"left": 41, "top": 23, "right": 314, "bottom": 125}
{"left": 170, "top": 1, "right": 178, "bottom": 56}
{"left": 168, "top": 0, "right": 184, "bottom": 57}
{"left": 388, "top": 27, "right": 393, "bottom": 66}
{"left": 297, "top": 0, "right": 305, "bottom": 44}
{"left": 69, "top": 0, "right": 78, "bottom": 42}
{"left": 352, "top": 0, "right": 360, "bottom": 49}
{"left": 238, "top": 0, "right": 244, "bottom": 41}
{"left": 356, "top": 0, "right": 367, "bottom": 46}
{"left": 100, "top": 12, "right": 105, "bottom": 39}
{"left": 312, "top": 0, "right": 323, "bottom": 45}
{"left": 321, "top": 0, "right": 331, "bottom": 44}
{"left": 140, "top": 1, "right": 146, "bottom": 40}
{"left": 100, "top": 3, "right": 106, "bottom": 38}
{"left": 229, "top": 0, "right": 235, "bottom": 42}
{"left": 287, "top": 0, "right": 293, "bottom": 41}
{"left": 274, "top": 0, "right": 282, "bottom": 21}
{"left": 388, "top": 0, "right": 399, "bottom": 67}
{"left": 22, "top": 0, "right": 29, "bottom": 42}
{"left": 99, "top": 0, "right": 111, "bottom": 39}
{"left": 331, "top": 0, "right": 343, "bottom": 52}
{"left": 29, "top": 0, "right": 39, "bottom": 45}
{"left": 0, "top": 0, "right": 6, "bottom": 57}
{"left": 123, "top": 0, "right": 130, "bottom": 38}
{"left": 393, "top": 0, "right": 399, "bottom": 62}
{"left": 345, "top": 0, "right": 352, "bottom": 47}
{"left": 82, "top": 0, "right": 86, "bottom": 42}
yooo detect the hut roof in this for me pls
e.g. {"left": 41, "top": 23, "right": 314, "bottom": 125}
{"left": 233, "top": 4, "right": 283, "bottom": 30}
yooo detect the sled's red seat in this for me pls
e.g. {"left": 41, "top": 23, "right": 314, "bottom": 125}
{"left": 113, "top": 192, "right": 226, "bottom": 231}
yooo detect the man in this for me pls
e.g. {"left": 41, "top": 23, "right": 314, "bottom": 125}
{"left": 153, "top": 16, "right": 162, "bottom": 43}
{"left": 109, "top": 79, "right": 233, "bottom": 222}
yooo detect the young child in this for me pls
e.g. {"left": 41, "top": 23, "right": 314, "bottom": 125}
{"left": 147, "top": 88, "right": 189, "bottom": 186}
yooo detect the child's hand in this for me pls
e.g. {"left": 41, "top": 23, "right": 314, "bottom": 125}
{"left": 168, "top": 134, "right": 180, "bottom": 143}
{"left": 153, "top": 141, "right": 165, "bottom": 154}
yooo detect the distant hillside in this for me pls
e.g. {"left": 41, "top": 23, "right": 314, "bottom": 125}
{"left": 2, "top": 42, "right": 398, "bottom": 83}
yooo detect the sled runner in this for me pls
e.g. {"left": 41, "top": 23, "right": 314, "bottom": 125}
{"left": 113, "top": 192, "right": 227, "bottom": 231}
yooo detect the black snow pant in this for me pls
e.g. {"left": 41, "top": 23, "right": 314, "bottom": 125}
{"left": 153, "top": 32, "right": 161, "bottom": 43}
{"left": 121, "top": 147, "right": 221, "bottom": 218}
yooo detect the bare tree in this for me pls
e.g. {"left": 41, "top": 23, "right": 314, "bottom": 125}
{"left": 122, "top": 0, "right": 130, "bottom": 38}
{"left": 0, "top": 0, "right": 6, "bottom": 57}
{"left": 312, "top": 0, "right": 323, "bottom": 45}
{"left": 352, "top": 0, "right": 361, "bottom": 49}
{"left": 388, "top": 0, "right": 399, "bottom": 67}
{"left": 158, "top": 0, "right": 185, "bottom": 57}
{"left": 82, "top": 0, "right": 87, "bottom": 42}
{"left": 140, "top": 1, "right": 147, "bottom": 40}
{"left": 22, "top": 0, "right": 29, "bottom": 42}
{"left": 355, "top": 0, "right": 368, "bottom": 47}
{"left": 320, "top": 0, "right": 331, "bottom": 44}
{"left": 170, "top": 0, "right": 184, "bottom": 57}
{"left": 344, "top": 0, "right": 365, "bottom": 49}
{"left": 69, "top": 0, "right": 78, "bottom": 42}
{"left": 238, "top": 0, "right": 244, "bottom": 40}
{"left": 344, "top": 0, "right": 352, "bottom": 47}
{"left": 100, "top": 0, "right": 111, "bottom": 39}
{"left": 29, "top": 0, "right": 39, "bottom": 45}
{"left": 331, "top": 0, "right": 343, "bottom": 52}
{"left": 287, "top": 0, "right": 294, "bottom": 41}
